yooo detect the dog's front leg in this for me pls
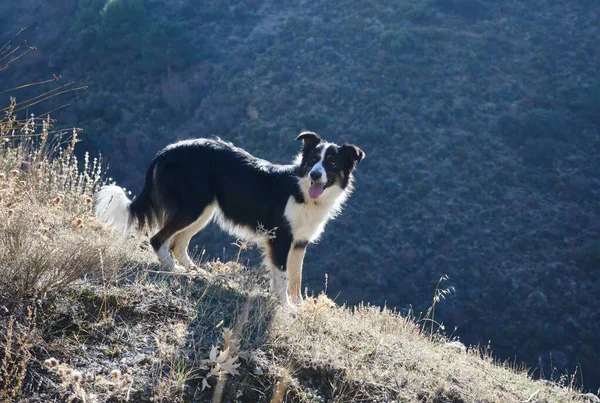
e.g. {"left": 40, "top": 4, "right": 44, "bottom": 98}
{"left": 287, "top": 242, "right": 307, "bottom": 304}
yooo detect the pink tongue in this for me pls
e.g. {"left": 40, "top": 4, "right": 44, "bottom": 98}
{"left": 309, "top": 183, "right": 325, "bottom": 199}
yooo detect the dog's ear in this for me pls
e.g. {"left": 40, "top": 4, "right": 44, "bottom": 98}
{"left": 341, "top": 143, "right": 365, "bottom": 169}
{"left": 296, "top": 131, "right": 321, "bottom": 149}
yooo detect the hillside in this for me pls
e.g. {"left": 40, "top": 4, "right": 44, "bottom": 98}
{"left": 0, "top": 117, "right": 594, "bottom": 401}
{"left": 1, "top": 0, "right": 600, "bottom": 391}
{"left": 3, "top": 275, "right": 596, "bottom": 403}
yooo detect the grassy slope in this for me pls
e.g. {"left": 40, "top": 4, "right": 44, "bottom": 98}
{"left": 6, "top": 266, "right": 592, "bottom": 403}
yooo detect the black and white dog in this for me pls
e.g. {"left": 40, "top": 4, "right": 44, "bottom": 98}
{"left": 94, "top": 131, "right": 364, "bottom": 304}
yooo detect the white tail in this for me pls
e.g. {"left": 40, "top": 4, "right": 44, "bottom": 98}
{"left": 94, "top": 185, "right": 134, "bottom": 235}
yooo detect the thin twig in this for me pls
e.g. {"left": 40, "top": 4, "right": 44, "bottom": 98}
{"left": 0, "top": 27, "right": 27, "bottom": 56}
{"left": 0, "top": 75, "right": 61, "bottom": 96}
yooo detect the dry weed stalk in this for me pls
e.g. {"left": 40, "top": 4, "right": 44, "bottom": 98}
{"left": 201, "top": 299, "right": 251, "bottom": 402}
{"left": 200, "top": 332, "right": 241, "bottom": 392}
{"left": 417, "top": 274, "right": 455, "bottom": 337}
{"left": 0, "top": 306, "right": 37, "bottom": 401}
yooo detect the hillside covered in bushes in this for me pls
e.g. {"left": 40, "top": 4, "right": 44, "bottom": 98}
{"left": 1, "top": 0, "right": 600, "bottom": 391}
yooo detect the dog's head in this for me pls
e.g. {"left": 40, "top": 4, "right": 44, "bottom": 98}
{"left": 296, "top": 131, "right": 365, "bottom": 200}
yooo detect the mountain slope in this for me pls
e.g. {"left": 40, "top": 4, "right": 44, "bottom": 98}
{"left": 1, "top": 0, "right": 599, "bottom": 389}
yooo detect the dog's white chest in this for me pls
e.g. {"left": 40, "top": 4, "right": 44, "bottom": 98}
{"left": 284, "top": 198, "right": 332, "bottom": 242}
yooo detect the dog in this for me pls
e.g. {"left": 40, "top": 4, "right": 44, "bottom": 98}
{"left": 94, "top": 131, "right": 364, "bottom": 305}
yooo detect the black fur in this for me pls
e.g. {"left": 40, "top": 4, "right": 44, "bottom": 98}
{"left": 131, "top": 138, "right": 307, "bottom": 262}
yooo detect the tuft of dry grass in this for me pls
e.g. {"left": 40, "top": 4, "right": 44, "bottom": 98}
{"left": 0, "top": 197, "right": 132, "bottom": 306}
{"left": 43, "top": 356, "right": 134, "bottom": 402}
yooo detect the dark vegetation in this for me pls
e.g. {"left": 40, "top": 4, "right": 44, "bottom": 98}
{"left": 1, "top": 0, "right": 599, "bottom": 392}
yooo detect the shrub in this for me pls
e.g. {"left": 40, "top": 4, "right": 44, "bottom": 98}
{"left": 0, "top": 307, "right": 37, "bottom": 401}
{"left": 160, "top": 70, "right": 193, "bottom": 112}
{"left": 0, "top": 119, "right": 133, "bottom": 307}
{"left": 83, "top": 90, "right": 120, "bottom": 123}
{"left": 500, "top": 108, "right": 570, "bottom": 146}
{"left": 73, "top": 0, "right": 105, "bottom": 51}
{"left": 85, "top": 0, "right": 195, "bottom": 74}
{"left": 434, "top": 0, "right": 489, "bottom": 19}
{"left": 400, "top": 0, "right": 437, "bottom": 23}
{"left": 303, "top": 114, "right": 330, "bottom": 131}
{"left": 582, "top": 81, "right": 600, "bottom": 125}
{"left": 498, "top": 114, "right": 518, "bottom": 135}
{"left": 520, "top": 138, "right": 559, "bottom": 168}
{"left": 0, "top": 33, "right": 135, "bottom": 308}
{"left": 138, "top": 20, "right": 198, "bottom": 73}
{"left": 586, "top": 241, "right": 600, "bottom": 269}
{"left": 521, "top": 108, "right": 569, "bottom": 141}
{"left": 93, "top": 0, "right": 149, "bottom": 64}
{"left": 380, "top": 29, "right": 417, "bottom": 53}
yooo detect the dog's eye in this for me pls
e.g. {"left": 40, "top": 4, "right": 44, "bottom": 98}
{"left": 310, "top": 156, "right": 320, "bottom": 164}
{"left": 327, "top": 156, "right": 336, "bottom": 167}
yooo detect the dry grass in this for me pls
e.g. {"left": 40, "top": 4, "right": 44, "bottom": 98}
{"left": 261, "top": 301, "right": 588, "bottom": 403}
{"left": 0, "top": 31, "right": 135, "bottom": 308}
{"left": 0, "top": 118, "right": 140, "bottom": 306}
{"left": 0, "top": 307, "right": 37, "bottom": 401}
{"left": 0, "top": 195, "right": 131, "bottom": 305}
{"left": 42, "top": 357, "right": 134, "bottom": 402}
{"left": 0, "top": 30, "right": 144, "bottom": 401}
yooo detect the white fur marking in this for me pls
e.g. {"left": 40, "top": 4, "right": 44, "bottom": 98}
{"left": 268, "top": 261, "right": 290, "bottom": 305}
{"left": 157, "top": 243, "right": 175, "bottom": 269}
{"left": 285, "top": 177, "right": 347, "bottom": 242}
{"left": 309, "top": 146, "right": 328, "bottom": 183}
{"left": 213, "top": 208, "right": 266, "bottom": 244}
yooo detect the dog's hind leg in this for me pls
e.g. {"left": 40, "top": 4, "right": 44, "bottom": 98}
{"left": 150, "top": 213, "right": 197, "bottom": 271}
{"left": 169, "top": 203, "right": 216, "bottom": 270}
{"left": 266, "top": 230, "right": 294, "bottom": 306}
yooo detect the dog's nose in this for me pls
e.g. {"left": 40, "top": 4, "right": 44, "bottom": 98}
{"left": 310, "top": 171, "right": 322, "bottom": 181}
